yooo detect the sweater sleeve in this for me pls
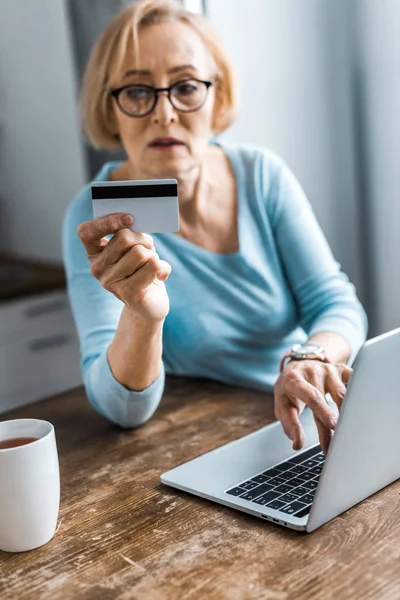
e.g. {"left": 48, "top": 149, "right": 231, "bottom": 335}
{"left": 266, "top": 157, "right": 368, "bottom": 364}
{"left": 62, "top": 188, "right": 165, "bottom": 428}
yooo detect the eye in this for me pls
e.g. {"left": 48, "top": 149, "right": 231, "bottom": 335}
{"left": 173, "top": 81, "right": 199, "bottom": 96}
{"left": 124, "top": 86, "right": 152, "bottom": 101}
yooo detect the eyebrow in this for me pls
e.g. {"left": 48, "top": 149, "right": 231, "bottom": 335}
{"left": 122, "top": 64, "right": 198, "bottom": 78}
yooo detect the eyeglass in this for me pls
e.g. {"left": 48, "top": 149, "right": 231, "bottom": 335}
{"left": 110, "top": 78, "right": 213, "bottom": 118}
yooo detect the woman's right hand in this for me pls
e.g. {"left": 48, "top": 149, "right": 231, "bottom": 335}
{"left": 77, "top": 213, "right": 172, "bottom": 323}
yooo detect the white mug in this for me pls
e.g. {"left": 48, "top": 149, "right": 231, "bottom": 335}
{"left": 0, "top": 419, "right": 60, "bottom": 552}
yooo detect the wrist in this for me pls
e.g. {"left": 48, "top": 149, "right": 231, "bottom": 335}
{"left": 122, "top": 306, "right": 165, "bottom": 336}
{"left": 109, "top": 310, "right": 164, "bottom": 391}
{"left": 280, "top": 343, "right": 331, "bottom": 373}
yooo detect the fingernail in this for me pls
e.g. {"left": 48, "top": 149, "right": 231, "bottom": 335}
{"left": 121, "top": 215, "right": 133, "bottom": 226}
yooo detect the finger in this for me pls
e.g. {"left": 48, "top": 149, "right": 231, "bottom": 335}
{"left": 275, "top": 394, "right": 305, "bottom": 450}
{"left": 324, "top": 367, "right": 347, "bottom": 411}
{"left": 77, "top": 214, "right": 152, "bottom": 259}
{"left": 125, "top": 257, "right": 170, "bottom": 290}
{"left": 313, "top": 413, "right": 333, "bottom": 455}
{"left": 297, "top": 365, "right": 340, "bottom": 443}
{"left": 337, "top": 363, "right": 353, "bottom": 387}
{"left": 155, "top": 259, "right": 172, "bottom": 281}
{"left": 99, "top": 245, "right": 157, "bottom": 286}
{"left": 283, "top": 371, "right": 337, "bottom": 429}
{"left": 94, "top": 228, "right": 154, "bottom": 271}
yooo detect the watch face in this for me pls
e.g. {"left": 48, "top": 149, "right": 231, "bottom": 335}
{"left": 292, "top": 344, "right": 324, "bottom": 358}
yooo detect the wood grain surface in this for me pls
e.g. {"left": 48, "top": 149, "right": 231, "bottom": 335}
{"left": 0, "top": 377, "right": 399, "bottom": 600}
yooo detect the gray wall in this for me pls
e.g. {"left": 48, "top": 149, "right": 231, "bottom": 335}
{"left": 352, "top": 0, "right": 400, "bottom": 334}
{"left": 0, "top": 0, "right": 86, "bottom": 263}
{"left": 66, "top": 0, "right": 129, "bottom": 178}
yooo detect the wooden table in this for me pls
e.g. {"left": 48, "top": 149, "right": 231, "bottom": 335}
{"left": 1, "top": 377, "right": 400, "bottom": 600}
{"left": 0, "top": 254, "right": 65, "bottom": 302}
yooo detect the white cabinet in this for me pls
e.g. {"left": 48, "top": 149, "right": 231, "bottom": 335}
{"left": 0, "top": 290, "right": 82, "bottom": 413}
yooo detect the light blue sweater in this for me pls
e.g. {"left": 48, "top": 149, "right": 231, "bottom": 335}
{"left": 62, "top": 142, "right": 367, "bottom": 427}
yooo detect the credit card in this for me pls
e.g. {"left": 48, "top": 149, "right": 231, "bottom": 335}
{"left": 91, "top": 178, "right": 180, "bottom": 233}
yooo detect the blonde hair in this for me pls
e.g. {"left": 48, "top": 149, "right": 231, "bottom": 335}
{"left": 81, "top": 0, "right": 238, "bottom": 149}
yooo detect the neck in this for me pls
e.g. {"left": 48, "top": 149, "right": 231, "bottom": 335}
{"left": 175, "top": 163, "right": 202, "bottom": 210}
{"left": 117, "top": 157, "right": 207, "bottom": 215}
{"left": 111, "top": 145, "right": 225, "bottom": 218}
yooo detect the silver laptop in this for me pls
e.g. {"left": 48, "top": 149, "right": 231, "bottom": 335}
{"left": 161, "top": 328, "right": 400, "bottom": 532}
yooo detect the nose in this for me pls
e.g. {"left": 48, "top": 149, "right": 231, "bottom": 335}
{"left": 151, "top": 91, "right": 177, "bottom": 126}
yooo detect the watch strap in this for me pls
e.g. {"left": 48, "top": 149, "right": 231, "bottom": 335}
{"left": 279, "top": 348, "right": 331, "bottom": 373}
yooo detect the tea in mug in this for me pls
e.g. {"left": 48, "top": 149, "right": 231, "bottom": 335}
{"left": 0, "top": 437, "right": 38, "bottom": 449}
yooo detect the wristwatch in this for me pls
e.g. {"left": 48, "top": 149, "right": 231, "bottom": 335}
{"left": 279, "top": 343, "right": 331, "bottom": 373}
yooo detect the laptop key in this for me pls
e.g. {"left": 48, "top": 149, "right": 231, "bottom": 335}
{"left": 279, "top": 492, "right": 298, "bottom": 504}
{"left": 286, "top": 445, "right": 322, "bottom": 465}
{"left": 261, "top": 467, "right": 285, "bottom": 478}
{"left": 302, "top": 480, "right": 319, "bottom": 490}
{"left": 288, "top": 477, "right": 307, "bottom": 487}
{"left": 314, "top": 454, "right": 325, "bottom": 463}
{"left": 241, "top": 481, "right": 260, "bottom": 490}
{"left": 267, "top": 463, "right": 294, "bottom": 473}
{"left": 279, "top": 501, "right": 307, "bottom": 515}
{"left": 251, "top": 474, "right": 271, "bottom": 484}
{"left": 274, "top": 484, "right": 294, "bottom": 494}
{"left": 252, "top": 491, "right": 281, "bottom": 505}
{"left": 266, "top": 499, "right": 287, "bottom": 510}
{"left": 226, "top": 487, "right": 247, "bottom": 496}
{"left": 309, "top": 465, "right": 323, "bottom": 475}
{"left": 275, "top": 471, "right": 297, "bottom": 482}
{"left": 240, "top": 482, "right": 274, "bottom": 500}
{"left": 289, "top": 465, "right": 307, "bottom": 475}
{"left": 298, "top": 493, "right": 314, "bottom": 504}
{"left": 291, "top": 486, "right": 310, "bottom": 497}
{"left": 294, "top": 505, "right": 312, "bottom": 518}
{"left": 301, "top": 459, "right": 319, "bottom": 469}
{"left": 267, "top": 476, "right": 286, "bottom": 486}
{"left": 240, "top": 490, "right": 262, "bottom": 501}
{"left": 297, "top": 471, "right": 315, "bottom": 481}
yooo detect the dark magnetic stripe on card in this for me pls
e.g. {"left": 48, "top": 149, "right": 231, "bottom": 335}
{"left": 92, "top": 184, "right": 178, "bottom": 199}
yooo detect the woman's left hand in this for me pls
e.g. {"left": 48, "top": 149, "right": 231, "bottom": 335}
{"left": 274, "top": 360, "right": 352, "bottom": 454}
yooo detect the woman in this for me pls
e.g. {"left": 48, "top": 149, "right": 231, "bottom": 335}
{"left": 63, "top": 0, "right": 367, "bottom": 454}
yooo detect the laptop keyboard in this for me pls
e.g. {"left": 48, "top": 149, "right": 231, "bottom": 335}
{"left": 225, "top": 444, "right": 325, "bottom": 518}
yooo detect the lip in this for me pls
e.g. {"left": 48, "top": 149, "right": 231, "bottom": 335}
{"left": 148, "top": 137, "right": 185, "bottom": 148}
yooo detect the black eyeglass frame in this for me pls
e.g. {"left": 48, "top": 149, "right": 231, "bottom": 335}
{"left": 110, "top": 78, "right": 213, "bottom": 118}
